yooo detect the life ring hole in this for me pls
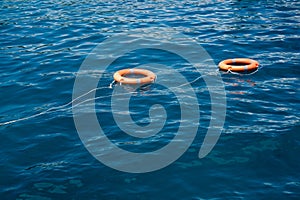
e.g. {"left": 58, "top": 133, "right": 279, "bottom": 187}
{"left": 230, "top": 62, "right": 250, "bottom": 66}
{"left": 123, "top": 74, "right": 146, "bottom": 79}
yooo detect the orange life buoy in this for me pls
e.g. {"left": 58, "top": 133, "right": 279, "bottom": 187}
{"left": 113, "top": 68, "right": 156, "bottom": 85}
{"left": 218, "top": 58, "right": 259, "bottom": 72}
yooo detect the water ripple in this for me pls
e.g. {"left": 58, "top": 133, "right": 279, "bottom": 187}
{"left": 1, "top": 0, "right": 300, "bottom": 199}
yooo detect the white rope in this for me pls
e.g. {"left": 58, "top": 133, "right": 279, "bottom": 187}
{"left": 109, "top": 80, "right": 116, "bottom": 89}
{"left": 227, "top": 68, "right": 259, "bottom": 76}
{"left": 0, "top": 67, "right": 260, "bottom": 126}
{"left": 0, "top": 86, "right": 108, "bottom": 126}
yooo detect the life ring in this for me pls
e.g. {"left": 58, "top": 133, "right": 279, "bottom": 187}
{"left": 113, "top": 68, "right": 156, "bottom": 85}
{"left": 218, "top": 58, "right": 259, "bottom": 72}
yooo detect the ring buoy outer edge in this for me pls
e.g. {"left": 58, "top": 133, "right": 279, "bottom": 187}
{"left": 113, "top": 68, "right": 156, "bottom": 85}
{"left": 218, "top": 58, "right": 259, "bottom": 72}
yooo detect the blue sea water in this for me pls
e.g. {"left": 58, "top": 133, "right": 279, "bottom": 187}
{"left": 1, "top": 0, "right": 300, "bottom": 199}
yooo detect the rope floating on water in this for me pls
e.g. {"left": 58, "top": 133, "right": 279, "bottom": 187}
{"left": 0, "top": 67, "right": 259, "bottom": 127}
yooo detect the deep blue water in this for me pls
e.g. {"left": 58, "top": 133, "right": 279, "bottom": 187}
{"left": 1, "top": 0, "right": 300, "bottom": 199}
